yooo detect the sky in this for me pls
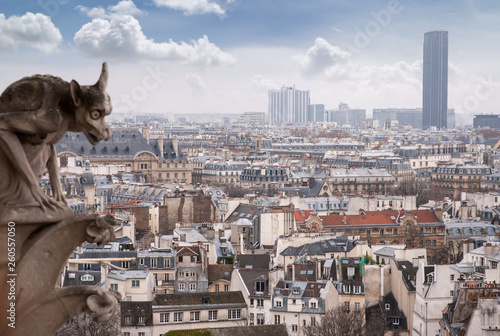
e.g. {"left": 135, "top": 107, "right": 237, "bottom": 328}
{"left": 1, "top": 0, "right": 500, "bottom": 124}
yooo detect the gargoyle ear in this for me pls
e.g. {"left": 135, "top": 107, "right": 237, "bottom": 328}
{"left": 95, "top": 62, "right": 108, "bottom": 90}
{"left": 70, "top": 80, "right": 82, "bottom": 107}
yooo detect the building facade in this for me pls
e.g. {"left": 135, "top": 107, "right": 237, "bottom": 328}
{"left": 268, "top": 85, "right": 310, "bottom": 125}
{"left": 422, "top": 31, "right": 448, "bottom": 129}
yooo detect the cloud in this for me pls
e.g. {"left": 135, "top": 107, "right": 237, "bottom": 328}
{"left": 355, "top": 60, "right": 422, "bottom": 90}
{"left": 0, "top": 12, "right": 62, "bottom": 53}
{"left": 185, "top": 72, "right": 209, "bottom": 96}
{"left": 153, "top": 0, "right": 226, "bottom": 16}
{"left": 293, "top": 37, "right": 351, "bottom": 78}
{"left": 252, "top": 75, "right": 278, "bottom": 93}
{"left": 74, "top": 1, "right": 235, "bottom": 65}
{"left": 77, "top": 0, "right": 144, "bottom": 19}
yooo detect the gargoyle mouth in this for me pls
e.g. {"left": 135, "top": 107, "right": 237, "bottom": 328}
{"left": 85, "top": 131, "right": 102, "bottom": 145}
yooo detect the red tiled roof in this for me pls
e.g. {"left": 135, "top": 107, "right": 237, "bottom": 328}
{"left": 319, "top": 209, "right": 441, "bottom": 227}
{"left": 294, "top": 210, "right": 315, "bottom": 222}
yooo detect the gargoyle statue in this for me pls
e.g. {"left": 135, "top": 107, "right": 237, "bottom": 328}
{"left": 0, "top": 63, "right": 112, "bottom": 223}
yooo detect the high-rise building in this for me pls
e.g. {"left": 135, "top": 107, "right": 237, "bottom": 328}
{"left": 268, "top": 86, "right": 310, "bottom": 125}
{"left": 473, "top": 114, "right": 500, "bottom": 129}
{"left": 422, "top": 31, "right": 448, "bottom": 129}
{"left": 373, "top": 108, "right": 422, "bottom": 129}
{"left": 327, "top": 102, "right": 366, "bottom": 126}
{"left": 307, "top": 104, "right": 325, "bottom": 122}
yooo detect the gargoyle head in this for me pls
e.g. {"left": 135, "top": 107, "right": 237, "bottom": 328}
{"left": 70, "top": 63, "right": 112, "bottom": 145}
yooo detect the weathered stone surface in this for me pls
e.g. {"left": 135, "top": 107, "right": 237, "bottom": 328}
{"left": 0, "top": 64, "right": 119, "bottom": 336}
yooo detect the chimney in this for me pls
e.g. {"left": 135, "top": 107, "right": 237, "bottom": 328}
{"left": 142, "top": 127, "right": 150, "bottom": 144}
{"left": 158, "top": 136, "right": 164, "bottom": 160}
{"left": 172, "top": 136, "right": 179, "bottom": 158}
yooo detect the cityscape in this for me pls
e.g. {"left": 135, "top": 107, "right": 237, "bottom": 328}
{"left": 2, "top": 1, "right": 500, "bottom": 336}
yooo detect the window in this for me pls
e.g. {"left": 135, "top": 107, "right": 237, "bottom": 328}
{"left": 450, "top": 290, "right": 454, "bottom": 296}
{"left": 151, "top": 258, "right": 157, "bottom": 268}
{"left": 139, "top": 258, "right": 144, "bottom": 266}
{"left": 132, "top": 280, "right": 140, "bottom": 287}
{"left": 138, "top": 333, "right": 145, "bottom": 336}
{"left": 450, "top": 274, "right": 455, "bottom": 281}
{"left": 124, "top": 316, "right": 132, "bottom": 324}
{"left": 250, "top": 299, "right": 254, "bottom": 306}
{"left": 121, "top": 261, "right": 131, "bottom": 268}
{"left": 228, "top": 309, "right": 241, "bottom": 320}
{"left": 310, "top": 301, "right": 317, "bottom": 308}
{"left": 178, "top": 283, "right": 185, "bottom": 291}
{"left": 344, "top": 302, "right": 350, "bottom": 312}
{"left": 493, "top": 261, "right": 498, "bottom": 269}
{"left": 138, "top": 316, "right": 145, "bottom": 324}
{"left": 347, "top": 267, "right": 355, "bottom": 280}
{"left": 354, "top": 302, "right": 360, "bottom": 312}
{"left": 164, "top": 258, "right": 171, "bottom": 268}
{"left": 224, "top": 284, "right": 229, "bottom": 291}
{"left": 275, "top": 300, "right": 282, "bottom": 307}
{"left": 385, "top": 303, "right": 390, "bottom": 310}
{"left": 257, "top": 299, "right": 264, "bottom": 307}
{"left": 110, "top": 283, "right": 118, "bottom": 291}
{"left": 190, "top": 283, "right": 196, "bottom": 291}
{"left": 257, "top": 314, "right": 264, "bottom": 325}
{"left": 178, "top": 256, "right": 183, "bottom": 262}
{"left": 311, "top": 316, "right": 316, "bottom": 326}
{"left": 160, "top": 313, "right": 169, "bottom": 323}
{"left": 190, "top": 311, "right": 200, "bottom": 322}
{"left": 215, "top": 284, "right": 220, "bottom": 292}
{"left": 292, "top": 325, "right": 298, "bottom": 332}
{"left": 249, "top": 313, "right": 254, "bottom": 325}
{"left": 393, "top": 318, "right": 400, "bottom": 326}
{"left": 208, "top": 310, "right": 218, "bottom": 321}
{"left": 174, "top": 312, "right": 183, "bottom": 322}
{"left": 123, "top": 333, "right": 130, "bottom": 336}
{"left": 256, "top": 281, "right": 265, "bottom": 293}
{"left": 191, "top": 256, "right": 196, "bottom": 263}
{"left": 274, "top": 315, "right": 281, "bottom": 324}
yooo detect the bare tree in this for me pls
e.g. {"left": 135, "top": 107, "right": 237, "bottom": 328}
{"left": 365, "top": 304, "right": 390, "bottom": 336}
{"left": 394, "top": 177, "right": 430, "bottom": 207}
{"left": 435, "top": 240, "right": 463, "bottom": 264}
{"left": 55, "top": 312, "right": 121, "bottom": 336}
{"left": 302, "top": 306, "right": 365, "bottom": 336}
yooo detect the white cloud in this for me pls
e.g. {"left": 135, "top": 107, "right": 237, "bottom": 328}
{"left": 252, "top": 75, "right": 278, "bottom": 93}
{"left": 153, "top": 0, "right": 226, "bottom": 16}
{"left": 74, "top": 2, "right": 235, "bottom": 65}
{"left": 293, "top": 37, "right": 351, "bottom": 78}
{"left": 76, "top": 0, "right": 144, "bottom": 19}
{"left": 0, "top": 12, "right": 62, "bottom": 53}
{"left": 185, "top": 72, "right": 209, "bottom": 96}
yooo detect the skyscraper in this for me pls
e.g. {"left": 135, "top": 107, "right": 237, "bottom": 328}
{"left": 422, "top": 31, "right": 448, "bottom": 129}
{"left": 268, "top": 86, "right": 310, "bottom": 125}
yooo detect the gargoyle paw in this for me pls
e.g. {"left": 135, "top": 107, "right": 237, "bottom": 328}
{"left": 86, "top": 214, "right": 116, "bottom": 246}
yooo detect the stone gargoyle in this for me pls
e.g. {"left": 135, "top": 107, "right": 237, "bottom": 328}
{"left": 0, "top": 63, "right": 121, "bottom": 336}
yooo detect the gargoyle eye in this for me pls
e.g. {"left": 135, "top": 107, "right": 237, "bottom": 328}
{"left": 90, "top": 110, "right": 101, "bottom": 120}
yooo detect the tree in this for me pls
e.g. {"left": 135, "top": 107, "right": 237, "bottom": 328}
{"left": 394, "top": 177, "right": 430, "bottom": 207}
{"left": 435, "top": 240, "right": 463, "bottom": 264}
{"left": 302, "top": 306, "right": 365, "bottom": 336}
{"left": 55, "top": 312, "right": 121, "bottom": 336}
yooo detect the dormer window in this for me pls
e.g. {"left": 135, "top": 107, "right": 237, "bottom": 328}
{"left": 81, "top": 274, "right": 94, "bottom": 282}
{"left": 255, "top": 281, "right": 266, "bottom": 294}
{"left": 292, "top": 288, "right": 300, "bottom": 295}
{"left": 347, "top": 267, "right": 355, "bottom": 280}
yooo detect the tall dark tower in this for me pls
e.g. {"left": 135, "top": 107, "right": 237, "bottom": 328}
{"left": 422, "top": 31, "right": 448, "bottom": 129}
